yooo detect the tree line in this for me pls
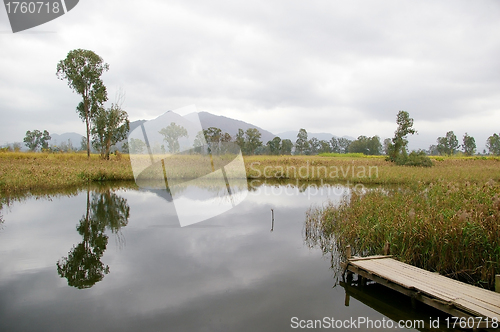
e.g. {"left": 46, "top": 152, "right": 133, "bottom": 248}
{"left": 130, "top": 123, "right": 381, "bottom": 156}
{"left": 3, "top": 48, "right": 500, "bottom": 158}
{"left": 428, "top": 131, "right": 500, "bottom": 156}
{"left": 8, "top": 119, "right": 500, "bottom": 158}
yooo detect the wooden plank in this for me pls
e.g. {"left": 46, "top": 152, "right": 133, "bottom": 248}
{"left": 347, "top": 265, "right": 495, "bottom": 330}
{"left": 374, "top": 259, "right": 492, "bottom": 295}
{"left": 347, "top": 264, "right": 477, "bottom": 320}
{"left": 354, "top": 259, "right": 500, "bottom": 306}
{"left": 346, "top": 256, "right": 500, "bottom": 322}
{"left": 348, "top": 255, "right": 393, "bottom": 262}
{"left": 453, "top": 298, "right": 500, "bottom": 321}
{"left": 348, "top": 264, "right": 500, "bottom": 320}
{"left": 365, "top": 260, "right": 488, "bottom": 299}
{"left": 366, "top": 259, "right": 500, "bottom": 311}
{"left": 354, "top": 259, "right": 500, "bottom": 315}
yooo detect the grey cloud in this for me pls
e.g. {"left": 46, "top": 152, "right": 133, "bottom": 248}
{"left": 1, "top": 0, "right": 500, "bottom": 148}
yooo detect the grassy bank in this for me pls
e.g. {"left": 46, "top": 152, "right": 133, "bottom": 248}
{"left": 245, "top": 155, "right": 500, "bottom": 184}
{"left": 1, "top": 152, "right": 500, "bottom": 194}
{"left": 305, "top": 180, "right": 500, "bottom": 289}
{"left": 0, "top": 152, "right": 133, "bottom": 194}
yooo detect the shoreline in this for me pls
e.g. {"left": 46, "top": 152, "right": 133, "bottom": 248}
{"left": 1, "top": 152, "right": 499, "bottom": 195}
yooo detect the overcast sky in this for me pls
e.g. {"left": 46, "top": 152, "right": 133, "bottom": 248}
{"left": 1, "top": 0, "right": 500, "bottom": 151}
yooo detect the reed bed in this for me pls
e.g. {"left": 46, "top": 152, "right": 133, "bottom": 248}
{"left": 1, "top": 152, "right": 500, "bottom": 195}
{"left": 0, "top": 152, "right": 134, "bottom": 194}
{"left": 305, "top": 180, "right": 500, "bottom": 289}
{"left": 245, "top": 155, "right": 500, "bottom": 184}
{"left": 318, "top": 152, "right": 385, "bottom": 158}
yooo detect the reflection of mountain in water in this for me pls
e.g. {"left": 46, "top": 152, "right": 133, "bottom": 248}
{"left": 144, "top": 188, "right": 173, "bottom": 202}
{"left": 142, "top": 184, "right": 231, "bottom": 203}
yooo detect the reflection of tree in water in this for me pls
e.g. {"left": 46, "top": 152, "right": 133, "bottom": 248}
{"left": 0, "top": 197, "right": 10, "bottom": 229}
{"left": 57, "top": 189, "right": 130, "bottom": 289}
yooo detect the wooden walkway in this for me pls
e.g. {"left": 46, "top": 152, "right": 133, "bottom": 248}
{"left": 344, "top": 255, "right": 500, "bottom": 330}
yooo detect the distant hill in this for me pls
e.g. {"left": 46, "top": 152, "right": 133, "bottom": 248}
{"left": 46, "top": 120, "right": 146, "bottom": 152}
{"left": 129, "top": 120, "right": 147, "bottom": 133}
{"left": 126, "top": 113, "right": 276, "bottom": 144}
{"left": 277, "top": 131, "right": 355, "bottom": 142}
{"left": 198, "top": 112, "right": 276, "bottom": 143}
{"left": 43, "top": 114, "right": 359, "bottom": 153}
{"left": 49, "top": 132, "right": 84, "bottom": 149}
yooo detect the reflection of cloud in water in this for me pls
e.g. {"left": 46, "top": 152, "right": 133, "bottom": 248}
{"left": 0, "top": 184, "right": 422, "bottom": 332}
{"left": 144, "top": 181, "right": 350, "bottom": 226}
{"left": 247, "top": 183, "right": 351, "bottom": 208}
{"left": 143, "top": 179, "right": 248, "bottom": 227}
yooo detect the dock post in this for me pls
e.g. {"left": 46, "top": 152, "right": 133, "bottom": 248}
{"left": 411, "top": 296, "right": 418, "bottom": 310}
{"left": 270, "top": 209, "right": 274, "bottom": 232}
{"left": 496, "top": 275, "right": 500, "bottom": 293}
{"left": 345, "top": 245, "right": 353, "bottom": 283}
{"left": 383, "top": 242, "right": 390, "bottom": 255}
{"left": 344, "top": 291, "right": 350, "bottom": 306}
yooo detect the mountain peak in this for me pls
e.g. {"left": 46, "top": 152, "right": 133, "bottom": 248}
{"left": 197, "top": 112, "right": 276, "bottom": 143}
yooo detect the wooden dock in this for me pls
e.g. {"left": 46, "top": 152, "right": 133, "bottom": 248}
{"left": 343, "top": 254, "right": 500, "bottom": 330}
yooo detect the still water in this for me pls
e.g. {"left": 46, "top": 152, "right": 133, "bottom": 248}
{"left": 0, "top": 182, "right": 454, "bottom": 331}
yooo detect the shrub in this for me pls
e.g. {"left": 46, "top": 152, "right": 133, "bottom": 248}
{"left": 401, "top": 150, "right": 433, "bottom": 167}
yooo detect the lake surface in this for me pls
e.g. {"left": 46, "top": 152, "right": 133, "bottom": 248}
{"left": 0, "top": 182, "right": 455, "bottom": 331}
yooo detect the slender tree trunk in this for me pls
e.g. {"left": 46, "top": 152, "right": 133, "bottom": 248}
{"left": 106, "top": 139, "right": 111, "bottom": 160}
{"left": 84, "top": 97, "right": 91, "bottom": 159}
{"left": 84, "top": 189, "right": 90, "bottom": 246}
{"left": 86, "top": 116, "right": 91, "bottom": 158}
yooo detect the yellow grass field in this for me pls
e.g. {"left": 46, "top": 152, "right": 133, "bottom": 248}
{"left": 0, "top": 152, "right": 499, "bottom": 195}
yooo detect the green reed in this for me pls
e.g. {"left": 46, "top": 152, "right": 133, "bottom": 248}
{"left": 1, "top": 152, "right": 500, "bottom": 195}
{"left": 305, "top": 180, "right": 500, "bottom": 289}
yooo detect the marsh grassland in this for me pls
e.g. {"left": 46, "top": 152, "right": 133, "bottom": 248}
{"left": 1, "top": 152, "right": 500, "bottom": 288}
{"left": 0, "top": 152, "right": 133, "bottom": 194}
{"left": 245, "top": 155, "right": 500, "bottom": 184}
{"left": 305, "top": 179, "right": 500, "bottom": 289}
{"left": 1, "top": 152, "right": 499, "bottom": 193}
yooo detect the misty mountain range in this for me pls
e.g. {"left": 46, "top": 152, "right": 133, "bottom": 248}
{"left": 49, "top": 133, "right": 85, "bottom": 148}
{"left": 35, "top": 112, "right": 354, "bottom": 149}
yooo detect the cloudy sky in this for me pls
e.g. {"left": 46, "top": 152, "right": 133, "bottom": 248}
{"left": 1, "top": 0, "right": 500, "bottom": 151}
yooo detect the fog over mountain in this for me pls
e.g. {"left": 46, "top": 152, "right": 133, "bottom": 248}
{"left": 49, "top": 133, "right": 84, "bottom": 148}
{"left": 198, "top": 112, "right": 276, "bottom": 143}
{"left": 2, "top": 1, "right": 500, "bottom": 153}
{"left": 10, "top": 112, "right": 398, "bottom": 150}
{"left": 277, "top": 131, "right": 356, "bottom": 143}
